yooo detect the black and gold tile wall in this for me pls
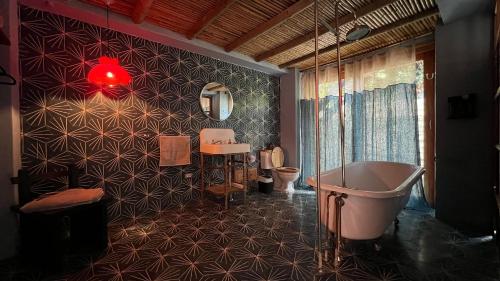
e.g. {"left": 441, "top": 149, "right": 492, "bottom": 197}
{"left": 19, "top": 5, "right": 280, "bottom": 222}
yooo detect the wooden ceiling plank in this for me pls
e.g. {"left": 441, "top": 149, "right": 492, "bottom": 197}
{"left": 279, "top": 7, "right": 438, "bottom": 68}
{"left": 224, "top": 0, "right": 314, "bottom": 52}
{"left": 255, "top": 0, "right": 397, "bottom": 62}
{"left": 131, "top": 0, "right": 155, "bottom": 24}
{"left": 186, "top": 0, "right": 238, "bottom": 40}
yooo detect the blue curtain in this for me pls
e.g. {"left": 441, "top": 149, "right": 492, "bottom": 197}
{"left": 300, "top": 83, "right": 428, "bottom": 210}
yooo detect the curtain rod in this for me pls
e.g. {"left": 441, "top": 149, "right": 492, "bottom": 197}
{"left": 300, "top": 33, "right": 434, "bottom": 73}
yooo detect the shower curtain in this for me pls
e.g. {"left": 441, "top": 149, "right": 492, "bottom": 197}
{"left": 300, "top": 45, "right": 428, "bottom": 210}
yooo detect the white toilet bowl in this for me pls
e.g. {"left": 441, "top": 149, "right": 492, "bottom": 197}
{"left": 275, "top": 167, "right": 300, "bottom": 192}
{"left": 271, "top": 169, "right": 281, "bottom": 189}
{"left": 260, "top": 146, "right": 301, "bottom": 193}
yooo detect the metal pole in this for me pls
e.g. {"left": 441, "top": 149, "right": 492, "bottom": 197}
{"left": 335, "top": 0, "right": 346, "bottom": 188}
{"left": 313, "top": 0, "right": 323, "bottom": 271}
{"left": 334, "top": 0, "right": 346, "bottom": 269}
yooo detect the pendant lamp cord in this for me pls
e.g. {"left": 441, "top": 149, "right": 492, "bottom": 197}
{"left": 105, "top": 3, "right": 109, "bottom": 57}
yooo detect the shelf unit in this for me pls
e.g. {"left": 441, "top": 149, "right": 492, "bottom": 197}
{"left": 200, "top": 152, "right": 248, "bottom": 209}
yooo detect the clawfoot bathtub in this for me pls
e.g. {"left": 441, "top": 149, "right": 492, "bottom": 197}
{"left": 307, "top": 161, "right": 425, "bottom": 240}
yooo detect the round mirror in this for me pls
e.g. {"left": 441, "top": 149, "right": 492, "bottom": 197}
{"left": 200, "top": 82, "right": 234, "bottom": 121}
{"left": 271, "top": 147, "right": 284, "bottom": 168}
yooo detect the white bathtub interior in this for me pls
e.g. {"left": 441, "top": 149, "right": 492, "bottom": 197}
{"left": 319, "top": 161, "right": 421, "bottom": 192}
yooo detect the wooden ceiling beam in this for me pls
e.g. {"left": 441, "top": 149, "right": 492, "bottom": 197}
{"left": 279, "top": 7, "right": 439, "bottom": 69}
{"left": 187, "top": 0, "right": 238, "bottom": 40}
{"left": 224, "top": 0, "right": 314, "bottom": 52}
{"left": 131, "top": 0, "right": 155, "bottom": 24}
{"left": 255, "top": 0, "right": 397, "bottom": 62}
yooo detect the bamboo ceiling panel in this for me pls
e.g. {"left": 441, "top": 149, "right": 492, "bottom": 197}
{"left": 295, "top": 15, "right": 439, "bottom": 69}
{"left": 265, "top": 0, "right": 438, "bottom": 66}
{"left": 147, "top": 0, "right": 216, "bottom": 34}
{"left": 197, "top": 0, "right": 298, "bottom": 47}
{"left": 236, "top": 0, "right": 355, "bottom": 56}
{"left": 81, "top": 0, "right": 438, "bottom": 70}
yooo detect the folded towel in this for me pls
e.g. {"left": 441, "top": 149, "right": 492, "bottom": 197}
{"left": 160, "top": 136, "right": 191, "bottom": 166}
{"left": 20, "top": 188, "right": 104, "bottom": 213}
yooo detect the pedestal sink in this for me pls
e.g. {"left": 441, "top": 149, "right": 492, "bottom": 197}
{"left": 199, "top": 128, "right": 250, "bottom": 210}
{"left": 199, "top": 129, "right": 250, "bottom": 154}
{"left": 200, "top": 143, "right": 250, "bottom": 154}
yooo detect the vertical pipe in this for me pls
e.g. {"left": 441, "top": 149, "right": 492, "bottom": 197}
{"left": 334, "top": 0, "right": 345, "bottom": 269}
{"left": 325, "top": 192, "right": 335, "bottom": 261}
{"left": 201, "top": 153, "right": 205, "bottom": 200}
{"left": 334, "top": 196, "right": 343, "bottom": 267}
{"left": 313, "top": 0, "right": 323, "bottom": 271}
{"left": 335, "top": 0, "right": 346, "bottom": 188}
{"left": 224, "top": 155, "right": 228, "bottom": 210}
{"left": 243, "top": 153, "right": 247, "bottom": 205}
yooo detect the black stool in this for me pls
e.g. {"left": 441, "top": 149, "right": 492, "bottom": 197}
{"left": 10, "top": 166, "right": 108, "bottom": 271}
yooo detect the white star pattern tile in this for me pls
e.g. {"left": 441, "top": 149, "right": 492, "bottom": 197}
{"left": 19, "top": 5, "right": 280, "bottom": 222}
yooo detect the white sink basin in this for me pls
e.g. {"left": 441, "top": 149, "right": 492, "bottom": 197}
{"left": 200, "top": 143, "right": 250, "bottom": 155}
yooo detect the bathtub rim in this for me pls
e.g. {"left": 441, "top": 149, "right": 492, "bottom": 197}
{"left": 306, "top": 161, "right": 425, "bottom": 199}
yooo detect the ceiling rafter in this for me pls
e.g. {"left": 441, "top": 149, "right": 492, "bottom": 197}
{"left": 131, "top": 0, "right": 155, "bottom": 24}
{"left": 186, "top": 0, "right": 238, "bottom": 40}
{"left": 279, "top": 7, "right": 439, "bottom": 68}
{"left": 224, "top": 0, "right": 314, "bottom": 52}
{"left": 255, "top": 0, "right": 397, "bottom": 62}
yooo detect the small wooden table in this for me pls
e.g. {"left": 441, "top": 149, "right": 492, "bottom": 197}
{"left": 200, "top": 152, "right": 248, "bottom": 209}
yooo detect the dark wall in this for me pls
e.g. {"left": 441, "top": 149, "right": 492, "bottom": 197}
{"left": 18, "top": 6, "right": 280, "bottom": 222}
{"left": 0, "top": 0, "right": 19, "bottom": 260}
{"left": 435, "top": 10, "right": 495, "bottom": 235}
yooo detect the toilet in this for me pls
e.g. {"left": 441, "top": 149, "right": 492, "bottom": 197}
{"left": 260, "top": 147, "right": 301, "bottom": 192}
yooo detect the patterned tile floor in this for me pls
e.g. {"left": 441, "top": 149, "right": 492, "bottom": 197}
{"left": 1, "top": 190, "right": 499, "bottom": 281}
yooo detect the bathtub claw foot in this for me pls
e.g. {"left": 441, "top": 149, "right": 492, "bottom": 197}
{"left": 393, "top": 217, "right": 400, "bottom": 232}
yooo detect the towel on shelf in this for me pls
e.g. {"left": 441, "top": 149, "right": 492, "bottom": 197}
{"left": 160, "top": 135, "right": 191, "bottom": 166}
{"left": 20, "top": 188, "right": 105, "bottom": 213}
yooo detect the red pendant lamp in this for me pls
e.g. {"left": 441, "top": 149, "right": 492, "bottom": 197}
{"left": 88, "top": 56, "right": 130, "bottom": 87}
{"left": 88, "top": 1, "right": 131, "bottom": 87}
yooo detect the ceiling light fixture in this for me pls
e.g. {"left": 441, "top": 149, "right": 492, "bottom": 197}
{"left": 87, "top": 0, "right": 131, "bottom": 87}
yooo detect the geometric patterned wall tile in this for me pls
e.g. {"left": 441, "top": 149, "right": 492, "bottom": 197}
{"left": 19, "top": 5, "right": 280, "bottom": 222}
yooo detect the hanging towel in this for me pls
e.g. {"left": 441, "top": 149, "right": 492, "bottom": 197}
{"left": 20, "top": 188, "right": 104, "bottom": 213}
{"left": 160, "top": 136, "right": 191, "bottom": 166}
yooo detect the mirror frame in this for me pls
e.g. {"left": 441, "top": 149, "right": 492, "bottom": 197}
{"left": 199, "top": 82, "right": 234, "bottom": 121}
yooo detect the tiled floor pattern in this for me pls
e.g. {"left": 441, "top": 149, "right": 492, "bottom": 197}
{"left": 0, "top": 191, "right": 498, "bottom": 281}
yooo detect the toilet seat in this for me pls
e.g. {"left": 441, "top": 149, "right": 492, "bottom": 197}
{"left": 276, "top": 167, "right": 300, "bottom": 173}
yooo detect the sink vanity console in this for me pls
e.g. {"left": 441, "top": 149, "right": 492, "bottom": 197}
{"left": 199, "top": 129, "right": 250, "bottom": 209}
